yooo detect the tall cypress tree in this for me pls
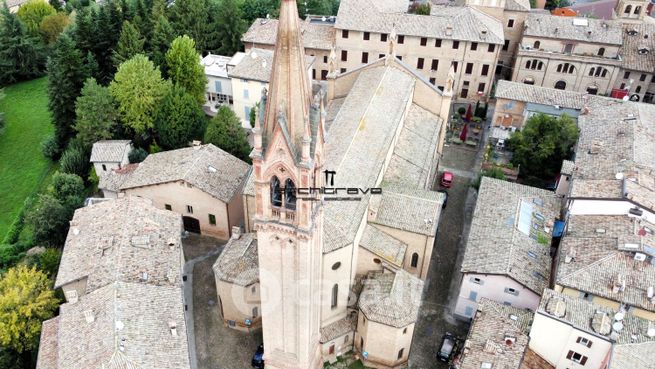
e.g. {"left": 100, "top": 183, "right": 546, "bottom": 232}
{"left": 0, "top": 5, "right": 45, "bottom": 85}
{"left": 47, "top": 33, "right": 88, "bottom": 149}
{"left": 169, "top": 0, "right": 211, "bottom": 51}
{"left": 73, "top": 7, "right": 95, "bottom": 55}
{"left": 112, "top": 21, "right": 145, "bottom": 68}
{"left": 149, "top": 15, "right": 175, "bottom": 70}
{"left": 215, "top": 0, "right": 246, "bottom": 55}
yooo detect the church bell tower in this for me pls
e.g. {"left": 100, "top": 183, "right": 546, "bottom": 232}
{"left": 250, "top": 0, "right": 326, "bottom": 368}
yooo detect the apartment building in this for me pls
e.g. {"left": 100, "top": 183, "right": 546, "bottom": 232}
{"left": 334, "top": 0, "right": 503, "bottom": 99}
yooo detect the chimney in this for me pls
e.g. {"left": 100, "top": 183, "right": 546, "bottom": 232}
{"left": 84, "top": 310, "right": 95, "bottom": 323}
{"left": 231, "top": 226, "right": 242, "bottom": 240}
{"left": 445, "top": 26, "right": 453, "bottom": 36}
{"left": 169, "top": 321, "right": 178, "bottom": 336}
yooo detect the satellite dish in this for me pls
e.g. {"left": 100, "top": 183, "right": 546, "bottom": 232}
{"left": 614, "top": 312, "right": 625, "bottom": 321}
{"left": 613, "top": 321, "right": 624, "bottom": 332}
{"left": 615, "top": 173, "right": 624, "bottom": 180}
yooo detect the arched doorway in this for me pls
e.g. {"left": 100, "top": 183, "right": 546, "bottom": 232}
{"left": 554, "top": 80, "right": 566, "bottom": 90}
{"left": 183, "top": 216, "right": 201, "bottom": 234}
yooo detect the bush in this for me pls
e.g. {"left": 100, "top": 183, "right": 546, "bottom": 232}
{"left": 1, "top": 197, "right": 33, "bottom": 245}
{"left": 128, "top": 147, "right": 148, "bottom": 163}
{"left": 51, "top": 172, "right": 85, "bottom": 216}
{"left": 34, "top": 248, "right": 62, "bottom": 277}
{"left": 59, "top": 146, "right": 90, "bottom": 178}
{"left": 25, "top": 194, "right": 69, "bottom": 247}
{"left": 472, "top": 167, "right": 507, "bottom": 190}
{"left": 457, "top": 107, "right": 466, "bottom": 115}
{"left": 0, "top": 244, "right": 22, "bottom": 271}
{"left": 41, "top": 136, "right": 61, "bottom": 160}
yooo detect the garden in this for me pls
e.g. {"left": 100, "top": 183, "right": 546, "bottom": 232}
{"left": 447, "top": 101, "right": 488, "bottom": 148}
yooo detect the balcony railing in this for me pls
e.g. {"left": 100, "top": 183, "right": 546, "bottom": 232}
{"left": 270, "top": 207, "right": 295, "bottom": 223}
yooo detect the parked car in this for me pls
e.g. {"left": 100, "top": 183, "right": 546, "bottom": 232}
{"left": 440, "top": 171, "right": 454, "bottom": 188}
{"left": 437, "top": 189, "right": 448, "bottom": 209}
{"left": 437, "top": 332, "right": 457, "bottom": 363}
{"left": 252, "top": 344, "right": 264, "bottom": 368}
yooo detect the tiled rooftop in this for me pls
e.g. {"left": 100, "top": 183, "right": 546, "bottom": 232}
{"left": 570, "top": 98, "right": 655, "bottom": 204}
{"left": 358, "top": 270, "right": 424, "bottom": 327}
{"left": 359, "top": 225, "right": 407, "bottom": 267}
{"left": 319, "top": 313, "right": 357, "bottom": 343}
{"left": 242, "top": 17, "right": 335, "bottom": 50}
{"left": 120, "top": 144, "right": 250, "bottom": 203}
{"left": 228, "top": 48, "right": 315, "bottom": 83}
{"left": 39, "top": 282, "right": 190, "bottom": 369}
{"left": 371, "top": 185, "right": 443, "bottom": 236}
{"left": 335, "top": 0, "right": 504, "bottom": 44}
{"left": 621, "top": 23, "right": 655, "bottom": 73}
{"left": 494, "top": 80, "right": 586, "bottom": 110}
{"left": 524, "top": 13, "right": 623, "bottom": 45}
{"left": 36, "top": 316, "right": 59, "bottom": 369}
{"left": 55, "top": 197, "right": 183, "bottom": 292}
{"left": 98, "top": 163, "right": 139, "bottom": 193}
{"left": 90, "top": 140, "right": 131, "bottom": 163}
{"left": 212, "top": 232, "right": 259, "bottom": 286}
{"left": 461, "top": 177, "right": 562, "bottom": 294}
{"left": 538, "top": 289, "right": 655, "bottom": 349}
{"left": 382, "top": 104, "right": 442, "bottom": 189}
{"left": 459, "top": 299, "right": 532, "bottom": 369}
{"left": 557, "top": 215, "right": 655, "bottom": 312}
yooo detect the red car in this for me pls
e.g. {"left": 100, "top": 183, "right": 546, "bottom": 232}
{"left": 441, "top": 171, "right": 454, "bottom": 188}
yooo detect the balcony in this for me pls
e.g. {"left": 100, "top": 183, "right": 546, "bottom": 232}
{"left": 270, "top": 207, "right": 296, "bottom": 223}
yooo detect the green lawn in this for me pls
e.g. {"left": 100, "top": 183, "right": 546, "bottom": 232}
{"left": 0, "top": 78, "right": 54, "bottom": 240}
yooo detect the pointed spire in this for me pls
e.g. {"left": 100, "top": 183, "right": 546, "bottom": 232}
{"left": 263, "top": 0, "right": 311, "bottom": 155}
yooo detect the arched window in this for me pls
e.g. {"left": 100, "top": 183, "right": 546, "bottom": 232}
{"left": 601, "top": 69, "right": 608, "bottom": 77}
{"left": 635, "top": 5, "right": 641, "bottom": 14}
{"left": 555, "top": 80, "right": 567, "bottom": 90}
{"left": 525, "top": 60, "right": 531, "bottom": 69}
{"left": 270, "top": 176, "right": 282, "bottom": 207}
{"left": 538, "top": 61, "right": 544, "bottom": 70}
{"left": 284, "top": 178, "right": 296, "bottom": 210}
{"left": 557, "top": 63, "right": 575, "bottom": 74}
{"left": 252, "top": 306, "right": 258, "bottom": 318}
{"left": 533, "top": 40, "right": 540, "bottom": 49}
{"left": 636, "top": 85, "right": 642, "bottom": 93}
{"left": 625, "top": 4, "right": 632, "bottom": 14}
{"left": 411, "top": 253, "right": 419, "bottom": 268}
{"left": 598, "top": 47, "right": 605, "bottom": 56}
{"left": 397, "top": 348, "right": 404, "bottom": 360}
{"left": 557, "top": 64, "right": 562, "bottom": 73}
{"left": 589, "top": 67, "right": 595, "bottom": 77}
{"left": 331, "top": 284, "right": 338, "bottom": 309}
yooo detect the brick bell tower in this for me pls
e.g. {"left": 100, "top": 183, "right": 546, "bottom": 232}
{"left": 250, "top": 0, "right": 326, "bottom": 368}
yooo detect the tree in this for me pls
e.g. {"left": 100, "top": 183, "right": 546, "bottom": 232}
{"left": 214, "top": 0, "right": 246, "bottom": 55}
{"left": 50, "top": 172, "right": 85, "bottom": 217}
{"left": 112, "top": 21, "right": 145, "bottom": 67}
{"left": 240, "top": 0, "right": 279, "bottom": 23}
{"left": 204, "top": 106, "right": 251, "bottom": 162}
{"left": 0, "top": 6, "right": 45, "bottom": 85}
{"left": 74, "top": 78, "right": 119, "bottom": 147}
{"left": 47, "top": 32, "right": 88, "bottom": 148}
{"left": 149, "top": 15, "right": 176, "bottom": 69}
{"left": 16, "top": 0, "right": 56, "bottom": 35}
{"left": 128, "top": 147, "right": 148, "bottom": 163}
{"left": 154, "top": 85, "right": 206, "bottom": 149}
{"left": 169, "top": 0, "right": 213, "bottom": 51}
{"left": 0, "top": 265, "right": 59, "bottom": 365}
{"left": 472, "top": 167, "right": 506, "bottom": 190}
{"left": 25, "top": 194, "right": 69, "bottom": 247}
{"left": 165, "top": 35, "right": 207, "bottom": 104}
{"left": 73, "top": 6, "right": 95, "bottom": 54}
{"left": 110, "top": 54, "right": 170, "bottom": 136}
{"left": 49, "top": 0, "right": 62, "bottom": 11}
{"left": 509, "top": 113, "right": 579, "bottom": 183}
{"left": 38, "top": 12, "right": 70, "bottom": 44}
{"left": 59, "top": 144, "right": 90, "bottom": 179}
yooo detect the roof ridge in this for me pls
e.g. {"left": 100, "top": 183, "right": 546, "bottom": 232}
{"left": 182, "top": 145, "right": 209, "bottom": 183}
{"left": 559, "top": 250, "right": 621, "bottom": 281}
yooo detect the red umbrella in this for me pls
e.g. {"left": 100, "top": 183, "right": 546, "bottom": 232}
{"left": 460, "top": 123, "right": 468, "bottom": 141}
{"left": 464, "top": 104, "right": 473, "bottom": 122}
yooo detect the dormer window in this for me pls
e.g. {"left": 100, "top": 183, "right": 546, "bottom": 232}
{"left": 639, "top": 47, "right": 650, "bottom": 54}
{"left": 628, "top": 29, "right": 638, "bottom": 36}
{"left": 271, "top": 176, "right": 282, "bottom": 207}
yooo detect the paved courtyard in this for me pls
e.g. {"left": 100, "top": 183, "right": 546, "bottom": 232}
{"left": 183, "top": 234, "right": 262, "bottom": 369}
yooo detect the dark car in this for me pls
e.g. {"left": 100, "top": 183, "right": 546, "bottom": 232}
{"left": 437, "top": 332, "right": 457, "bottom": 362}
{"left": 437, "top": 189, "right": 448, "bottom": 209}
{"left": 251, "top": 344, "right": 264, "bottom": 368}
